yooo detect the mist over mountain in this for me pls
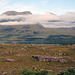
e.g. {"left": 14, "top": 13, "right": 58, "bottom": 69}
{"left": 0, "top": 11, "right": 75, "bottom": 44}
{"left": 0, "top": 11, "right": 75, "bottom": 28}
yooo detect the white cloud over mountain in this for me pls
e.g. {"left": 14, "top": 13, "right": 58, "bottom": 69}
{"left": 0, "top": 12, "right": 75, "bottom": 28}
{"left": 60, "top": 12, "right": 75, "bottom": 22}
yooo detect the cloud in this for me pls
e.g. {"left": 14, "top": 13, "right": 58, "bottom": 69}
{"left": 0, "top": 0, "right": 12, "bottom": 14}
{"left": 0, "top": 0, "right": 8, "bottom": 6}
{"left": 5, "top": 4, "right": 33, "bottom": 13}
{"left": 0, "top": 12, "right": 59, "bottom": 22}
{"left": 52, "top": 8, "right": 75, "bottom": 15}
{"left": 0, "top": 12, "right": 75, "bottom": 28}
{"left": 60, "top": 12, "right": 75, "bottom": 22}
{"left": 42, "top": 0, "right": 48, "bottom": 5}
{"left": 0, "top": 0, "right": 40, "bottom": 15}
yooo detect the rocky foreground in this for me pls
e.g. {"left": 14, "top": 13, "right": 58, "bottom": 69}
{"left": 0, "top": 44, "right": 75, "bottom": 75}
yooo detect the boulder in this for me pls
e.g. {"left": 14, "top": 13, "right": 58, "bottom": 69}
{"left": 32, "top": 55, "right": 68, "bottom": 63}
{"left": 59, "top": 59, "right": 68, "bottom": 63}
{"left": 58, "top": 53, "right": 66, "bottom": 56}
{"left": 2, "top": 72, "right": 7, "bottom": 75}
{"left": 3, "top": 59, "right": 15, "bottom": 62}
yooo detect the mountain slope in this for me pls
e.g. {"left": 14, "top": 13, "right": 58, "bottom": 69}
{"left": 0, "top": 24, "right": 75, "bottom": 44}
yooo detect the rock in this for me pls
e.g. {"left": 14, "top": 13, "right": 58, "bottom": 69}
{"left": 59, "top": 59, "right": 68, "bottom": 63}
{"left": 0, "top": 51, "right": 12, "bottom": 56}
{"left": 70, "top": 47, "right": 75, "bottom": 50}
{"left": 40, "top": 47, "right": 46, "bottom": 50}
{"left": 2, "top": 72, "right": 7, "bottom": 75}
{"left": 72, "top": 59, "right": 75, "bottom": 62}
{"left": 4, "top": 59, "right": 15, "bottom": 62}
{"left": 58, "top": 53, "right": 66, "bottom": 56}
{"left": 32, "top": 55, "right": 68, "bottom": 63}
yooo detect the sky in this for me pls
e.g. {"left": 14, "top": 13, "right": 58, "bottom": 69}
{"left": 0, "top": 0, "right": 75, "bottom": 15}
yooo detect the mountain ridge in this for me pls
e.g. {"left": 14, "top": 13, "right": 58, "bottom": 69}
{"left": 2, "top": 11, "right": 32, "bottom": 15}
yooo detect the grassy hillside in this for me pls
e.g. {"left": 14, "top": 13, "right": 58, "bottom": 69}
{"left": 0, "top": 24, "right": 75, "bottom": 44}
{"left": 0, "top": 44, "right": 75, "bottom": 75}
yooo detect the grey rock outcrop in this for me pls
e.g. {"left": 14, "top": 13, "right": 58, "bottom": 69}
{"left": 3, "top": 59, "right": 15, "bottom": 62}
{"left": 32, "top": 55, "right": 68, "bottom": 63}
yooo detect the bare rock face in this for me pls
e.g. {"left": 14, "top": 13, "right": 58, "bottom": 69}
{"left": 2, "top": 11, "right": 32, "bottom": 15}
{"left": 32, "top": 55, "right": 68, "bottom": 63}
{"left": 3, "top": 59, "right": 15, "bottom": 62}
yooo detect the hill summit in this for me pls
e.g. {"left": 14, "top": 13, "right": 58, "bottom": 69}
{"left": 2, "top": 11, "right": 32, "bottom": 15}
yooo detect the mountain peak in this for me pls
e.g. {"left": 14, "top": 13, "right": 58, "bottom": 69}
{"left": 46, "top": 12, "right": 56, "bottom": 15}
{"left": 2, "top": 11, "right": 32, "bottom": 15}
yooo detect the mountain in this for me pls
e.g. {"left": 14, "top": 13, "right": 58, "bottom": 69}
{"left": 43, "top": 12, "right": 59, "bottom": 20}
{"left": 0, "top": 11, "right": 75, "bottom": 44}
{"left": 2, "top": 11, "right": 32, "bottom": 15}
{"left": 0, "top": 24, "right": 75, "bottom": 44}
